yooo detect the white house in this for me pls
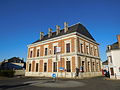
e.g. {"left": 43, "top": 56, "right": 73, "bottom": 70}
{"left": 106, "top": 35, "right": 120, "bottom": 79}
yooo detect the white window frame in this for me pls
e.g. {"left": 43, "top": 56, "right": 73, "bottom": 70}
{"left": 64, "top": 40, "right": 71, "bottom": 53}
{"left": 80, "top": 40, "right": 84, "bottom": 53}
{"left": 36, "top": 47, "right": 40, "bottom": 57}
{"left": 30, "top": 48, "right": 34, "bottom": 58}
{"left": 44, "top": 45, "right": 49, "bottom": 56}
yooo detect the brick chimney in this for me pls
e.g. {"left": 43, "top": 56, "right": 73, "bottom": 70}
{"left": 117, "top": 35, "right": 120, "bottom": 48}
{"left": 48, "top": 28, "right": 52, "bottom": 37}
{"left": 56, "top": 25, "right": 60, "bottom": 35}
{"left": 40, "top": 32, "right": 44, "bottom": 40}
{"left": 64, "top": 22, "right": 68, "bottom": 32}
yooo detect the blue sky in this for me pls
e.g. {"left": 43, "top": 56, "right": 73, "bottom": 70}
{"left": 0, "top": 0, "right": 120, "bottom": 62}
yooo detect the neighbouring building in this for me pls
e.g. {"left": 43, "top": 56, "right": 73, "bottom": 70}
{"left": 106, "top": 35, "right": 120, "bottom": 79}
{"left": 102, "top": 60, "right": 108, "bottom": 71}
{"left": 1, "top": 57, "right": 26, "bottom": 70}
{"left": 25, "top": 22, "right": 102, "bottom": 78}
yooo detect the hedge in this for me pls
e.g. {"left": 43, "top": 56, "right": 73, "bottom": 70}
{"left": 0, "top": 70, "right": 15, "bottom": 77}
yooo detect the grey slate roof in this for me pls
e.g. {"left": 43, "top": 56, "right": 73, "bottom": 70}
{"left": 32, "top": 23, "right": 95, "bottom": 44}
{"left": 111, "top": 42, "right": 119, "bottom": 50}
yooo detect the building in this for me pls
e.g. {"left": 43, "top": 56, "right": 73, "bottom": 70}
{"left": 1, "top": 57, "right": 26, "bottom": 70}
{"left": 106, "top": 35, "right": 120, "bottom": 79}
{"left": 25, "top": 22, "right": 101, "bottom": 78}
{"left": 102, "top": 60, "right": 108, "bottom": 71}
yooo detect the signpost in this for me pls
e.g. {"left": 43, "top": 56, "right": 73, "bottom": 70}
{"left": 52, "top": 73, "right": 56, "bottom": 82}
{"left": 59, "top": 67, "right": 64, "bottom": 70}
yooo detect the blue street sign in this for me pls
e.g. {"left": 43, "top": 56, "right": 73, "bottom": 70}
{"left": 52, "top": 73, "right": 56, "bottom": 78}
{"left": 59, "top": 67, "right": 64, "bottom": 70}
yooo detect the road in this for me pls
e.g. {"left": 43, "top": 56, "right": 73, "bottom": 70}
{"left": 0, "top": 76, "right": 120, "bottom": 90}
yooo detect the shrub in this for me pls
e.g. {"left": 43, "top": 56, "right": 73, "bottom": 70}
{"left": 0, "top": 70, "right": 15, "bottom": 77}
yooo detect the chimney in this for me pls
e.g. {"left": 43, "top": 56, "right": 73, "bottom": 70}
{"left": 48, "top": 28, "right": 52, "bottom": 37}
{"left": 117, "top": 35, "right": 120, "bottom": 48}
{"left": 40, "top": 32, "right": 44, "bottom": 40}
{"left": 56, "top": 25, "right": 60, "bottom": 35}
{"left": 64, "top": 22, "right": 68, "bottom": 32}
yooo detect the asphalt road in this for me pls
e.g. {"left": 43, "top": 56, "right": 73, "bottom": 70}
{"left": 0, "top": 76, "right": 120, "bottom": 90}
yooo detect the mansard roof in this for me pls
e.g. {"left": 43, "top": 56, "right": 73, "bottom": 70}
{"left": 33, "top": 23, "right": 95, "bottom": 44}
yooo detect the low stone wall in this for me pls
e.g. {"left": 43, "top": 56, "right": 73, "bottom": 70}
{"left": 14, "top": 70, "right": 25, "bottom": 76}
{"left": 78, "top": 72, "right": 102, "bottom": 78}
{"left": 25, "top": 72, "right": 102, "bottom": 78}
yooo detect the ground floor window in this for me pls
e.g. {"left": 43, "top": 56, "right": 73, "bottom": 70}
{"left": 66, "top": 61, "right": 71, "bottom": 72}
{"left": 110, "top": 68, "right": 114, "bottom": 75}
{"left": 82, "top": 61, "right": 85, "bottom": 72}
{"left": 92, "top": 62, "right": 95, "bottom": 72}
{"left": 29, "top": 64, "right": 31, "bottom": 72}
{"left": 44, "top": 63, "right": 47, "bottom": 72}
{"left": 53, "top": 62, "right": 57, "bottom": 72}
{"left": 36, "top": 63, "right": 39, "bottom": 72}
{"left": 87, "top": 62, "right": 90, "bottom": 72}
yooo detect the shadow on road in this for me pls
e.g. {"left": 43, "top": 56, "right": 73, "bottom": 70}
{"left": 0, "top": 83, "right": 31, "bottom": 90}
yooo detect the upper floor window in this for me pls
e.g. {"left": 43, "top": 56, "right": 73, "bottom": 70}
{"left": 37, "top": 49, "right": 40, "bottom": 57}
{"left": 86, "top": 46, "right": 89, "bottom": 54}
{"left": 45, "top": 48, "right": 48, "bottom": 56}
{"left": 94, "top": 48, "right": 97, "bottom": 56}
{"left": 30, "top": 51, "right": 33, "bottom": 58}
{"left": 54, "top": 46, "right": 57, "bottom": 54}
{"left": 90, "top": 47, "right": 93, "bottom": 55}
{"left": 80, "top": 43, "right": 84, "bottom": 53}
{"left": 66, "top": 43, "right": 70, "bottom": 53}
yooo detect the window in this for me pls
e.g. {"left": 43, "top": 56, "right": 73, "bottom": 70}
{"left": 96, "top": 63, "right": 99, "bottom": 72}
{"left": 110, "top": 68, "right": 114, "bottom": 75}
{"left": 54, "top": 46, "right": 57, "bottom": 54}
{"left": 87, "top": 62, "right": 90, "bottom": 72}
{"left": 82, "top": 61, "right": 85, "bottom": 72}
{"left": 36, "top": 63, "right": 38, "bottom": 72}
{"left": 80, "top": 43, "right": 83, "bottom": 53}
{"left": 44, "top": 63, "right": 47, "bottom": 72}
{"left": 45, "top": 48, "right": 48, "bottom": 56}
{"left": 37, "top": 49, "right": 40, "bottom": 57}
{"left": 86, "top": 46, "right": 89, "bottom": 54}
{"left": 29, "top": 64, "right": 31, "bottom": 72}
{"left": 92, "top": 62, "right": 95, "bottom": 72}
{"left": 91, "top": 47, "right": 93, "bottom": 55}
{"left": 66, "top": 61, "right": 71, "bottom": 72}
{"left": 30, "top": 51, "right": 33, "bottom": 58}
{"left": 119, "top": 67, "right": 120, "bottom": 72}
{"left": 94, "top": 48, "right": 97, "bottom": 56}
{"left": 66, "top": 43, "right": 70, "bottom": 53}
{"left": 53, "top": 62, "right": 57, "bottom": 72}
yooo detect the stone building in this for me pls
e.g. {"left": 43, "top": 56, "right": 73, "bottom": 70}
{"left": 25, "top": 22, "right": 101, "bottom": 78}
{"left": 106, "top": 35, "right": 120, "bottom": 79}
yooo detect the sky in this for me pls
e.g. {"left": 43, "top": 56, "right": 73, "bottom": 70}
{"left": 0, "top": 0, "right": 120, "bottom": 62}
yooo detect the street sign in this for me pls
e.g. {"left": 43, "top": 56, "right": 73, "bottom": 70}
{"left": 56, "top": 47, "right": 61, "bottom": 53}
{"left": 52, "top": 73, "right": 56, "bottom": 78}
{"left": 59, "top": 67, "right": 64, "bottom": 70}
